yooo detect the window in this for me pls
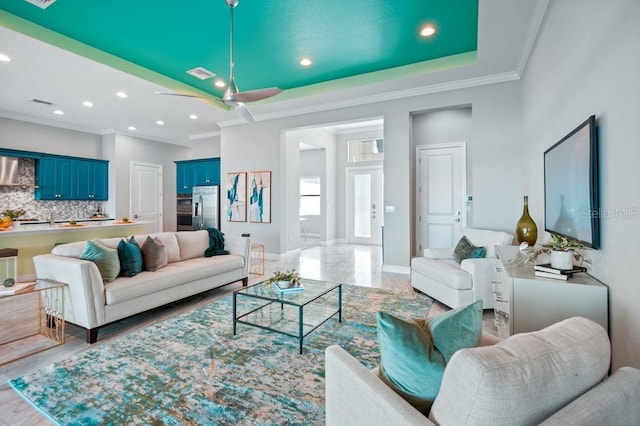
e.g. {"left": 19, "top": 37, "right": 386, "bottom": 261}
{"left": 348, "top": 138, "right": 384, "bottom": 163}
{"left": 300, "top": 176, "right": 321, "bottom": 216}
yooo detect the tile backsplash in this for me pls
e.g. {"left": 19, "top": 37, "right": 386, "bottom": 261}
{"left": 0, "top": 158, "right": 103, "bottom": 220}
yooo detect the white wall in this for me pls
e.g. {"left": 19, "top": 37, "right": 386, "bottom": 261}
{"left": 0, "top": 117, "right": 101, "bottom": 158}
{"left": 191, "top": 135, "right": 221, "bottom": 159}
{"left": 521, "top": 0, "right": 640, "bottom": 370}
{"left": 221, "top": 81, "right": 523, "bottom": 269}
{"left": 102, "top": 133, "right": 190, "bottom": 231}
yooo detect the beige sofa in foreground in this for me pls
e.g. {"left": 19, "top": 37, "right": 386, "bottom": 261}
{"left": 33, "top": 230, "right": 250, "bottom": 343}
{"left": 326, "top": 317, "right": 640, "bottom": 425}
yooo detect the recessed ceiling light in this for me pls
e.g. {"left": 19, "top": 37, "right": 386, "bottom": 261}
{"left": 214, "top": 80, "right": 226, "bottom": 88}
{"left": 82, "top": 101, "right": 93, "bottom": 108}
{"left": 156, "top": 120, "right": 165, "bottom": 126}
{"left": 0, "top": 53, "right": 11, "bottom": 63}
{"left": 299, "top": 57, "right": 312, "bottom": 67}
{"left": 53, "top": 109, "right": 64, "bottom": 115}
{"left": 128, "top": 126, "right": 136, "bottom": 131}
{"left": 420, "top": 25, "right": 436, "bottom": 37}
{"left": 189, "top": 114, "right": 198, "bottom": 120}
{"left": 116, "top": 91, "right": 128, "bottom": 98}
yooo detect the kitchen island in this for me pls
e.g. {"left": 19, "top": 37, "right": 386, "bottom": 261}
{"left": 0, "top": 220, "right": 153, "bottom": 280}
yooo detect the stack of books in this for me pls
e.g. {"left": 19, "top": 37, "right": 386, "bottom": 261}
{"left": 533, "top": 264, "right": 587, "bottom": 280}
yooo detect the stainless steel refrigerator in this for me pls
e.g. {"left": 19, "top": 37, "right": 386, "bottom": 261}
{"left": 192, "top": 185, "right": 220, "bottom": 230}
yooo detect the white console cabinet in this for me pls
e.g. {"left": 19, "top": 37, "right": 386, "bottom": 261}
{"left": 493, "top": 246, "right": 608, "bottom": 338}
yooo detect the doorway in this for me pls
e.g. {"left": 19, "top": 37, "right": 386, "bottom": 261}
{"left": 346, "top": 166, "right": 383, "bottom": 245}
{"left": 130, "top": 162, "right": 163, "bottom": 232}
{"left": 416, "top": 143, "right": 466, "bottom": 252}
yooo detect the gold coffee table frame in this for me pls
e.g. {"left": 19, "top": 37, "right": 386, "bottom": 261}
{"left": 0, "top": 279, "right": 65, "bottom": 366}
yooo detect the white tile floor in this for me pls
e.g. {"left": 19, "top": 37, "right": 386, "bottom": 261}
{"left": 0, "top": 243, "right": 496, "bottom": 425}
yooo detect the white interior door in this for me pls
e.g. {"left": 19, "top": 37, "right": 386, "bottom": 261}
{"left": 417, "top": 143, "right": 466, "bottom": 253}
{"left": 131, "top": 162, "right": 163, "bottom": 233}
{"left": 347, "top": 167, "right": 383, "bottom": 245}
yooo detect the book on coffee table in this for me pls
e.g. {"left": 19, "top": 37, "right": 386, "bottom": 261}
{"left": 272, "top": 281, "right": 305, "bottom": 294}
{"left": 534, "top": 263, "right": 586, "bottom": 275}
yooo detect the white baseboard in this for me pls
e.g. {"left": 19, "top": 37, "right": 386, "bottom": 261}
{"left": 382, "top": 264, "right": 411, "bottom": 274}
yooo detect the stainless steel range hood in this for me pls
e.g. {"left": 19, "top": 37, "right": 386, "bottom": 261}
{"left": 0, "top": 156, "right": 21, "bottom": 186}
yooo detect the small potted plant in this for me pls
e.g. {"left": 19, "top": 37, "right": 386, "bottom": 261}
{"left": 1, "top": 209, "right": 25, "bottom": 229}
{"left": 544, "top": 233, "right": 584, "bottom": 270}
{"left": 265, "top": 269, "right": 301, "bottom": 289}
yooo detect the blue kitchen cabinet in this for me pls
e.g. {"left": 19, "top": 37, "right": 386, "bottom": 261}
{"left": 193, "top": 158, "right": 220, "bottom": 186}
{"left": 35, "top": 156, "right": 75, "bottom": 200}
{"left": 36, "top": 156, "right": 108, "bottom": 200}
{"left": 75, "top": 159, "right": 108, "bottom": 200}
{"left": 176, "top": 161, "right": 195, "bottom": 194}
{"left": 176, "top": 158, "right": 220, "bottom": 194}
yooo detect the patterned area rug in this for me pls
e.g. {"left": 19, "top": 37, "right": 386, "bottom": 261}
{"left": 11, "top": 284, "right": 432, "bottom": 425}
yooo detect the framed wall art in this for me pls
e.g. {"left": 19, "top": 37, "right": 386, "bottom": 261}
{"left": 248, "top": 171, "right": 271, "bottom": 223}
{"left": 226, "top": 171, "right": 246, "bottom": 222}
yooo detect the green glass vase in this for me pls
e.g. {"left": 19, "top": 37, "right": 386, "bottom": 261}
{"left": 515, "top": 195, "right": 538, "bottom": 246}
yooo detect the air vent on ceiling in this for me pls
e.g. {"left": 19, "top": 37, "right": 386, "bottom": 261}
{"left": 24, "top": 0, "right": 57, "bottom": 9}
{"left": 186, "top": 67, "right": 216, "bottom": 80}
{"left": 27, "top": 98, "right": 54, "bottom": 106}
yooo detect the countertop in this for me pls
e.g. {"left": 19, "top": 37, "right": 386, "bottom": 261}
{"left": 0, "top": 219, "right": 146, "bottom": 235}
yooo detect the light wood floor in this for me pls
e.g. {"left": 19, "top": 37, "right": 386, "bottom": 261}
{"left": 0, "top": 243, "right": 496, "bottom": 425}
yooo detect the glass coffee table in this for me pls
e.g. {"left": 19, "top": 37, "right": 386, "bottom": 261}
{"left": 233, "top": 278, "right": 342, "bottom": 353}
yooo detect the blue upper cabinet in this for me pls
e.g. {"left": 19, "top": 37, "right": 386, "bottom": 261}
{"left": 35, "top": 155, "right": 108, "bottom": 200}
{"left": 194, "top": 158, "right": 220, "bottom": 186}
{"left": 176, "top": 161, "right": 195, "bottom": 194}
{"left": 75, "top": 159, "right": 109, "bottom": 200}
{"left": 176, "top": 158, "right": 220, "bottom": 194}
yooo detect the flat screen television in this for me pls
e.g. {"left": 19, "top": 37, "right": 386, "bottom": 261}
{"left": 544, "top": 115, "right": 599, "bottom": 249}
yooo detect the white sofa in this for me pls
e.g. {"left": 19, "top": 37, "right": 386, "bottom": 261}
{"left": 411, "top": 228, "right": 513, "bottom": 309}
{"left": 33, "top": 230, "right": 250, "bottom": 343}
{"left": 326, "top": 317, "right": 640, "bottom": 425}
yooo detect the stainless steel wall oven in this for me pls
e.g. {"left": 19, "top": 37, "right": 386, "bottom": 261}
{"left": 176, "top": 194, "right": 192, "bottom": 231}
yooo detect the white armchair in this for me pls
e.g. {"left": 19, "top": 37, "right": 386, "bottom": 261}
{"left": 411, "top": 228, "right": 513, "bottom": 309}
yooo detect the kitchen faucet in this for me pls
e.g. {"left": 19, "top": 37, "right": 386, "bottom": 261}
{"left": 46, "top": 208, "right": 55, "bottom": 226}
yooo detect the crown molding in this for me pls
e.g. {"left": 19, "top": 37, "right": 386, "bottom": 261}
{"left": 0, "top": 110, "right": 100, "bottom": 136}
{"left": 217, "top": 71, "right": 521, "bottom": 128}
{"left": 99, "top": 128, "right": 191, "bottom": 146}
{"left": 189, "top": 130, "right": 221, "bottom": 140}
{"left": 516, "top": 0, "right": 551, "bottom": 77}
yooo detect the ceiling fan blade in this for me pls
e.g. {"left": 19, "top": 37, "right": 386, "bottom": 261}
{"left": 156, "top": 91, "right": 229, "bottom": 109}
{"left": 233, "top": 87, "right": 283, "bottom": 103}
{"left": 233, "top": 102, "right": 255, "bottom": 123}
{"left": 154, "top": 91, "right": 204, "bottom": 99}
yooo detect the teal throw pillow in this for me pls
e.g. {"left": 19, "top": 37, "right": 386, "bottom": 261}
{"left": 80, "top": 239, "right": 120, "bottom": 282}
{"left": 425, "top": 299, "right": 483, "bottom": 363}
{"left": 142, "top": 236, "right": 168, "bottom": 272}
{"left": 117, "top": 236, "right": 143, "bottom": 277}
{"left": 376, "top": 300, "right": 483, "bottom": 413}
{"left": 452, "top": 235, "right": 486, "bottom": 263}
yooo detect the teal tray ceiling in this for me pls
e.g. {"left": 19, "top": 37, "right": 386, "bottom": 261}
{"left": 0, "top": 0, "right": 478, "bottom": 102}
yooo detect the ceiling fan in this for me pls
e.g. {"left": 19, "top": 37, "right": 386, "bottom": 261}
{"left": 157, "top": 0, "right": 282, "bottom": 122}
